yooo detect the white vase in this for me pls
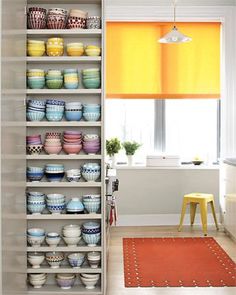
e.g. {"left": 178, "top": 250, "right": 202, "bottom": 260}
{"left": 127, "top": 155, "right": 134, "bottom": 166}
{"left": 110, "top": 155, "right": 117, "bottom": 168}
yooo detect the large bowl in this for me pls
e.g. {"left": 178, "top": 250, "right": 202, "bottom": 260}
{"left": 68, "top": 252, "right": 85, "bottom": 268}
{"left": 56, "top": 274, "right": 76, "bottom": 289}
{"left": 82, "top": 233, "right": 101, "bottom": 246}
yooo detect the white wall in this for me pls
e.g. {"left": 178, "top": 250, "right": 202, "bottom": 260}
{"left": 115, "top": 168, "right": 219, "bottom": 226}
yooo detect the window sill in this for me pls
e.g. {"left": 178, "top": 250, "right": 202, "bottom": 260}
{"left": 115, "top": 164, "right": 219, "bottom": 170}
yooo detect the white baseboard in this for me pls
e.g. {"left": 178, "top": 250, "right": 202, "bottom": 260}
{"left": 116, "top": 213, "right": 220, "bottom": 226}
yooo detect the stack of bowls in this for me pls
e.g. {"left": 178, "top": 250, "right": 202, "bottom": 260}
{"left": 66, "top": 43, "right": 84, "bottom": 56}
{"left": 68, "top": 252, "right": 85, "bottom": 268}
{"left": 27, "top": 99, "right": 46, "bottom": 122}
{"left": 83, "top": 134, "right": 101, "bottom": 155}
{"left": 26, "top": 134, "right": 43, "bottom": 155}
{"left": 46, "top": 252, "right": 64, "bottom": 269}
{"left": 45, "top": 164, "right": 65, "bottom": 182}
{"left": 27, "top": 69, "right": 45, "bottom": 89}
{"left": 46, "top": 232, "right": 61, "bottom": 247}
{"left": 27, "top": 40, "right": 45, "bottom": 57}
{"left": 62, "top": 224, "right": 81, "bottom": 247}
{"left": 87, "top": 252, "right": 101, "bottom": 269}
{"left": 56, "top": 274, "right": 76, "bottom": 290}
{"left": 27, "top": 228, "right": 45, "bottom": 248}
{"left": 28, "top": 253, "right": 45, "bottom": 269}
{"left": 82, "top": 195, "right": 101, "bottom": 214}
{"left": 47, "top": 8, "right": 68, "bottom": 29}
{"left": 64, "top": 69, "right": 79, "bottom": 89}
{"left": 83, "top": 104, "right": 101, "bottom": 122}
{"left": 46, "top": 38, "right": 64, "bottom": 57}
{"left": 46, "top": 99, "right": 65, "bottom": 121}
{"left": 81, "top": 163, "right": 101, "bottom": 182}
{"left": 46, "top": 193, "right": 66, "bottom": 214}
{"left": 82, "top": 222, "right": 101, "bottom": 247}
{"left": 27, "top": 7, "right": 47, "bottom": 29}
{"left": 66, "top": 197, "right": 84, "bottom": 214}
{"left": 67, "top": 9, "right": 88, "bottom": 29}
{"left": 27, "top": 166, "right": 44, "bottom": 182}
{"left": 79, "top": 273, "right": 100, "bottom": 289}
{"left": 46, "top": 70, "right": 63, "bottom": 89}
{"left": 82, "top": 68, "right": 101, "bottom": 89}
{"left": 28, "top": 273, "right": 47, "bottom": 289}
{"left": 85, "top": 45, "right": 101, "bottom": 57}
{"left": 86, "top": 16, "right": 101, "bottom": 29}
{"left": 65, "top": 101, "right": 82, "bottom": 121}
{"left": 44, "top": 133, "right": 62, "bottom": 155}
{"left": 27, "top": 191, "right": 46, "bottom": 215}
{"left": 66, "top": 169, "right": 81, "bottom": 182}
{"left": 63, "top": 131, "right": 82, "bottom": 155}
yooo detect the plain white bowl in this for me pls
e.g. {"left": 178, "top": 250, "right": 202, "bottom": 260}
{"left": 28, "top": 254, "right": 45, "bottom": 268}
{"left": 63, "top": 236, "right": 81, "bottom": 247}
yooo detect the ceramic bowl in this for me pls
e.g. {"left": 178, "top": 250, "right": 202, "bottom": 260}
{"left": 27, "top": 235, "right": 45, "bottom": 247}
{"left": 27, "top": 171, "right": 44, "bottom": 182}
{"left": 83, "top": 112, "right": 100, "bottom": 122}
{"left": 45, "top": 172, "right": 65, "bottom": 182}
{"left": 62, "top": 229, "right": 81, "bottom": 238}
{"left": 27, "top": 228, "right": 45, "bottom": 236}
{"left": 66, "top": 198, "right": 84, "bottom": 213}
{"left": 63, "top": 144, "right": 82, "bottom": 155}
{"left": 83, "top": 200, "right": 100, "bottom": 214}
{"left": 82, "top": 171, "right": 100, "bottom": 182}
{"left": 46, "top": 79, "right": 63, "bottom": 89}
{"left": 79, "top": 273, "right": 99, "bottom": 289}
{"left": 85, "top": 48, "right": 101, "bottom": 56}
{"left": 29, "top": 278, "right": 46, "bottom": 289}
{"left": 56, "top": 274, "right": 76, "bottom": 289}
{"left": 82, "top": 233, "right": 101, "bottom": 246}
{"left": 46, "top": 252, "right": 64, "bottom": 268}
{"left": 87, "top": 251, "right": 101, "bottom": 268}
{"left": 47, "top": 203, "right": 65, "bottom": 214}
{"left": 68, "top": 252, "right": 85, "bottom": 268}
{"left": 46, "top": 233, "right": 61, "bottom": 247}
{"left": 27, "top": 203, "right": 45, "bottom": 215}
{"left": 27, "top": 111, "right": 45, "bottom": 121}
{"left": 86, "top": 16, "right": 101, "bottom": 29}
{"left": 46, "top": 193, "right": 64, "bottom": 200}
{"left": 44, "top": 145, "right": 62, "bottom": 155}
{"left": 67, "top": 16, "right": 86, "bottom": 29}
{"left": 65, "top": 111, "right": 82, "bottom": 121}
{"left": 27, "top": 144, "right": 43, "bottom": 155}
{"left": 28, "top": 253, "right": 45, "bottom": 269}
{"left": 63, "top": 236, "right": 81, "bottom": 247}
{"left": 46, "top": 111, "right": 64, "bottom": 122}
{"left": 66, "top": 175, "right": 81, "bottom": 182}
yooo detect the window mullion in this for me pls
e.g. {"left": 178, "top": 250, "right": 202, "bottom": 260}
{"left": 154, "top": 100, "right": 166, "bottom": 153}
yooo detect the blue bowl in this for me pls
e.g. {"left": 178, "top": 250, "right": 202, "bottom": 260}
{"left": 82, "top": 232, "right": 101, "bottom": 246}
{"left": 27, "top": 203, "right": 46, "bottom": 214}
{"left": 65, "top": 111, "right": 82, "bottom": 121}
{"left": 27, "top": 112, "right": 45, "bottom": 121}
{"left": 46, "top": 99, "right": 65, "bottom": 106}
{"left": 27, "top": 228, "right": 45, "bottom": 236}
{"left": 46, "top": 111, "right": 64, "bottom": 122}
{"left": 45, "top": 172, "right": 65, "bottom": 182}
{"left": 64, "top": 83, "right": 79, "bottom": 89}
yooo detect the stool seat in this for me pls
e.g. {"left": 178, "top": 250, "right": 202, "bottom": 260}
{"left": 178, "top": 193, "right": 219, "bottom": 236}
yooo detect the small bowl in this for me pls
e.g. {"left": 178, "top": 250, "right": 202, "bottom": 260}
{"left": 27, "top": 145, "right": 43, "bottom": 155}
{"left": 56, "top": 274, "right": 76, "bottom": 289}
{"left": 46, "top": 252, "right": 64, "bottom": 268}
{"left": 27, "top": 235, "right": 45, "bottom": 247}
{"left": 28, "top": 253, "right": 45, "bottom": 269}
{"left": 82, "top": 233, "right": 100, "bottom": 247}
{"left": 192, "top": 160, "right": 204, "bottom": 165}
{"left": 67, "top": 253, "right": 85, "bottom": 268}
{"left": 63, "top": 236, "right": 81, "bottom": 247}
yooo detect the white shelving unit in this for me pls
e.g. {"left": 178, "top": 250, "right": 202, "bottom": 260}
{"left": 26, "top": 0, "right": 105, "bottom": 294}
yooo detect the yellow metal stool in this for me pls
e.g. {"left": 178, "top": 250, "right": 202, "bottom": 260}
{"left": 178, "top": 193, "right": 219, "bottom": 236}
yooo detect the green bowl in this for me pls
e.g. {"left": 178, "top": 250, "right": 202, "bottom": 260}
{"left": 46, "top": 79, "right": 63, "bottom": 89}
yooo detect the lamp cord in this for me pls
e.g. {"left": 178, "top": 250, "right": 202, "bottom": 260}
{"left": 173, "top": 0, "right": 177, "bottom": 28}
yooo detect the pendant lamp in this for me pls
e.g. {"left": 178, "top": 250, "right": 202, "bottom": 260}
{"left": 159, "top": 0, "right": 192, "bottom": 44}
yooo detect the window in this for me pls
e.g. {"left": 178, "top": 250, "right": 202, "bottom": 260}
{"left": 106, "top": 99, "right": 219, "bottom": 164}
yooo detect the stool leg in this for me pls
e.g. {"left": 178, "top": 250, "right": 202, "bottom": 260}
{"left": 200, "top": 200, "right": 208, "bottom": 236}
{"left": 178, "top": 199, "right": 188, "bottom": 232}
{"left": 210, "top": 200, "right": 219, "bottom": 230}
{"left": 190, "top": 203, "right": 197, "bottom": 226}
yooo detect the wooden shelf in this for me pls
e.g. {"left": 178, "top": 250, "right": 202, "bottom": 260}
{"left": 27, "top": 214, "right": 101, "bottom": 220}
{"left": 27, "top": 267, "right": 102, "bottom": 274}
{"left": 26, "top": 182, "right": 102, "bottom": 187}
{"left": 27, "top": 285, "right": 102, "bottom": 295}
{"left": 26, "top": 121, "right": 102, "bottom": 127}
{"left": 27, "top": 89, "right": 102, "bottom": 95}
{"left": 26, "top": 155, "right": 102, "bottom": 160}
{"left": 28, "top": 0, "right": 101, "bottom": 4}
{"left": 27, "top": 246, "right": 102, "bottom": 252}
{"left": 27, "top": 29, "right": 102, "bottom": 38}
{"left": 27, "top": 56, "right": 101, "bottom": 63}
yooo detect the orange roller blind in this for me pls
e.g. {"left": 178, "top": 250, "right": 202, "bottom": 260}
{"left": 106, "top": 22, "right": 221, "bottom": 99}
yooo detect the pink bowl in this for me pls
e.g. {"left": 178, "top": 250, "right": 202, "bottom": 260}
{"left": 44, "top": 145, "right": 62, "bottom": 155}
{"left": 63, "top": 144, "right": 82, "bottom": 155}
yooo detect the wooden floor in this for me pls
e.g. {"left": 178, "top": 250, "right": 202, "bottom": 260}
{"left": 107, "top": 226, "right": 236, "bottom": 295}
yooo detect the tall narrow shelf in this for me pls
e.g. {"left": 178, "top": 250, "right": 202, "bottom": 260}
{"left": 26, "top": 0, "right": 105, "bottom": 294}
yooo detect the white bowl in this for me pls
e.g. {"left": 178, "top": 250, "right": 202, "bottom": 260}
{"left": 80, "top": 275, "right": 99, "bottom": 289}
{"left": 29, "top": 278, "right": 46, "bottom": 288}
{"left": 62, "top": 229, "right": 81, "bottom": 238}
{"left": 47, "top": 193, "right": 65, "bottom": 200}
{"left": 63, "top": 236, "right": 81, "bottom": 247}
{"left": 27, "top": 235, "right": 45, "bottom": 247}
{"left": 29, "top": 273, "right": 46, "bottom": 280}
{"left": 28, "top": 254, "right": 45, "bottom": 268}
{"left": 46, "top": 236, "right": 61, "bottom": 247}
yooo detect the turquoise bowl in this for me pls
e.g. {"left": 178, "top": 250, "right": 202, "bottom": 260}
{"left": 64, "top": 82, "right": 79, "bottom": 89}
{"left": 46, "top": 80, "right": 63, "bottom": 89}
{"left": 28, "top": 80, "right": 45, "bottom": 89}
{"left": 82, "top": 80, "right": 101, "bottom": 89}
{"left": 82, "top": 232, "right": 101, "bottom": 246}
{"left": 27, "top": 111, "right": 45, "bottom": 121}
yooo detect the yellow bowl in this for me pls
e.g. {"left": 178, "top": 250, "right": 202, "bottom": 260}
{"left": 85, "top": 48, "right": 101, "bottom": 57}
{"left": 28, "top": 40, "right": 45, "bottom": 45}
{"left": 67, "top": 42, "right": 84, "bottom": 48}
{"left": 86, "top": 45, "right": 100, "bottom": 50}
{"left": 47, "top": 50, "right": 64, "bottom": 57}
{"left": 27, "top": 72, "right": 45, "bottom": 77}
{"left": 27, "top": 49, "right": 45, "bottom": 57}
{"left": 67, "top": 48, "right": 84, "bottom": 57}
{"left": 47, "top": 38, "right": 64, "bottom": 46}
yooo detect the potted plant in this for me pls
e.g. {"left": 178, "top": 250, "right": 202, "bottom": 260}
{"left": 106, "top": 138, "right": 121, "bottom": 167}
{"left": 122, "top": 141, "right": 141, "bottom": 166}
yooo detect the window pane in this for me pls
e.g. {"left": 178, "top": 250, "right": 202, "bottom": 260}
{"left": 105, "top": 99, "right": 155, "bottom": 162}
{"left": 165, "top": 99, "right": 218, "bottom": 163}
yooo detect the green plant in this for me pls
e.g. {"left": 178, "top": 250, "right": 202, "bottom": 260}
{"left": 106, "top": 138, "right": 121, "bottom": 157}
{"left": 122, "top": 141, "right": 141, "bottom": 156}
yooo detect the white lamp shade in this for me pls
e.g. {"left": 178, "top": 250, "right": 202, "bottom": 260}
{"left": 159, "top": 26, "right": 192, "bottom": 44}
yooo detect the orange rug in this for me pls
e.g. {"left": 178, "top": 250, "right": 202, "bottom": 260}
{"left": 123, "top": 237, "right": 236, "bottom": 287}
